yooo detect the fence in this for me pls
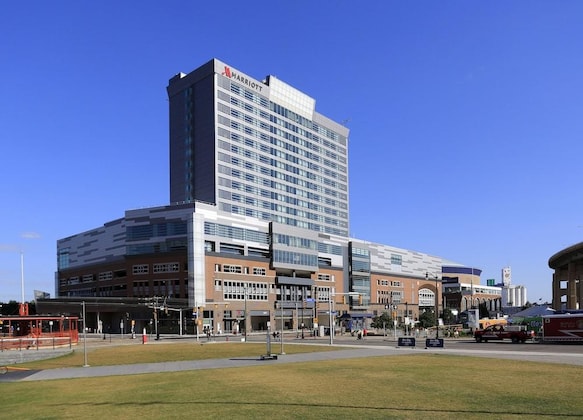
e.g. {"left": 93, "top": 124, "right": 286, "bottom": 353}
{"left": 0, "top": 336, "right": 73, "bottom": 352}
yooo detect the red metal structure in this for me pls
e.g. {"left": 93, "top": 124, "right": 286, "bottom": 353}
{"left": 0, "top": 315, "right": 79, "bottom": 351}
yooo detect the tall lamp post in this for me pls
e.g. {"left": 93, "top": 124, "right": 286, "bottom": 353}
{"left": 434, "top": 274, "right": 439, "bottom": 339}
{"left": 243, "top": 285, "right": 247, "bottom": 342}
{"left": 82, "top": 301, "right": 89, "bottom": 367}
{"left": 20, "top": 252, "right": 25, "bottom": 307}
{"left": 328, "top": 296, "right": 334, "bottom": 345}
{"left": 426, "top": 272, "right": 440, "bottom": 339}
{"left": 279, "top": 301, "right": 285, "bottom": 355}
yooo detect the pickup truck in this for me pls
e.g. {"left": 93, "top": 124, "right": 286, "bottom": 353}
{"left": 474, "top": 325, "right": 535, "bottom": 343}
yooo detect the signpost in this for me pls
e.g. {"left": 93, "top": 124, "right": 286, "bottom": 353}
{"left": 425, "top": 338, "right": 444, "bottom": 348}
{"left": 397, "top": 337, "right": 416, "bottom": 347}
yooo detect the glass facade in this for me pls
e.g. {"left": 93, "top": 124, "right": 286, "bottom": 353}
{"left": 204, "top": 221, "right": 269, "bottom": 244}
{"left": 169, "top": 60, "right": 350, "bottom": 237}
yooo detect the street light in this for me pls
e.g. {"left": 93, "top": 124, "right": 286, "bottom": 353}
{"left": 279, "top": 301, "right": 285, "bottom": 355}
{"left": 244, "top": 285, "right": 247, "bottom": 342}
{"left": 426, "top": 272, "right": 440, "bottom": 339}
{"left": 82, "top": 301, "right": 89, "bottom": 367}
{"left": 328, "top": 296, "right": 334, "bottom": 345}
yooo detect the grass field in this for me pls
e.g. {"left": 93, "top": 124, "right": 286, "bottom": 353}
{"left": 16, "top": 342, "right": 336, "bottom": 370}
{"left": 2, "top": 342, "right": 582, "bottom": 419}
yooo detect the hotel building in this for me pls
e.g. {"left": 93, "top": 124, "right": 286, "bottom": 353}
{"left": 52, "top": 59, "right": 477, "bottom": 334}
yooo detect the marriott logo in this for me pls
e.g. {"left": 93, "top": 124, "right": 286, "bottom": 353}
{"left": 221, "top": 66, "right": 263, "bottom": 93}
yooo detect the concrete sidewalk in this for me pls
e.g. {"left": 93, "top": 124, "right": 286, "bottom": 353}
{"left": 18, "top": 347, "right": 392, "bottom": 381}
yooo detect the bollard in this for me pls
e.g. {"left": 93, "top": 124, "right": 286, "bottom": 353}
{"left": 142, "top": 327, "right": 148, "bottom": 344}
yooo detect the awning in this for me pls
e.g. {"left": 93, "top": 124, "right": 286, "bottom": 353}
{"left": 276, "top": 276, "right": 314, "bottom": 286}
{"left": 348, "top": 313, "right": 374, "bottom": 319}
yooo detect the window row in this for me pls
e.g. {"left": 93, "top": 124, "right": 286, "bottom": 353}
{"left": 377, "top": 279, "right": 402, "bottom": 287}
{"left": 273, "top": 249, "right": 318, "bottom": 268}
{"left": 221, "top": 280, "right": 269, "bottom": 301}
{"left": 204, "top": 221, "right": 269, "bottom": 244}
{"left": 224, "top": 105, "right": 347, "bottom": 173}
{"left": 377, "top": 290, "right": 403, "bottom": 304}
{"left": 221, "top": 202, "right": 348, "bottom": 237}
{"left": 317, "top": 273, "right": 334, "bottom": 282}
{"left": 127, "top": 222, "right": 187, "bottom": 241}
{"left": 218, "top": 174, "right": 346, "bottom": 218}
{"left": 214, "top": 264, "right": 267, "bottom": 276}
{"left": 273, "top": 233, "right": 317, "bottom": 250}
{"left": 223, "top": 79, "right": 343, "bottom": 146}
{"left": 217, "top": 129, "right": 347, "bottom": 196}
{"left": 218, "top": 187, "right": 347, "bottom": 228}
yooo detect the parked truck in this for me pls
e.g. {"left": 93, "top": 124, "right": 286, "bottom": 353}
{"left": 474, "top": 324, "right": 535, "bottom": 343}
{"left": 541, "top": 313, "right": 583, "bottom": 343}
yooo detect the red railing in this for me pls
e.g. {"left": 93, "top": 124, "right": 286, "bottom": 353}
{"left": 0, "top": 336, "right": 74, "bottom": 351}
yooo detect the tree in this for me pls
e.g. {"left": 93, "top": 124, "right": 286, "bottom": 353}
{"left": 0, "top": 301, "right": 21, "bottom": 316}
{"left": 442, "top": 307, "right": 455, "bottom": 325}
{"left": 418, "top": 310, "right": 435, "bottom": 329}
{"left": 371, "top": 312, "right": 392, "bottom": 330}
{"left": 0, "top": 301, "right": 36, "bottom": 316}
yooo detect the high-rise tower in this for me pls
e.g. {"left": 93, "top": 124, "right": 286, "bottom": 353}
{"left": 167, "top": 59, "right": 350, "bottom": 237}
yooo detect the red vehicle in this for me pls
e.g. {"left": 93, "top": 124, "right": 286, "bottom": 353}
{"left": 474, "top": 324, "right": 535, "bottom": 343}
{"left": 541, "top": 314, "right": 583, "bottom": 343}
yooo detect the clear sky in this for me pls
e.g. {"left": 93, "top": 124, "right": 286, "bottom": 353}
{"left": 1, "top": 1, "right": 582, "bottom": 304}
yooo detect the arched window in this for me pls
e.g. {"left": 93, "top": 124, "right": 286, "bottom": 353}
{"left": 418, "top": 288, "right": 435, "bottom": 307}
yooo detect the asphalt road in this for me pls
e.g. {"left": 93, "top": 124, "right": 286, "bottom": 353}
{"left": 248, "top": 333, "right": 583, "bottom": 365}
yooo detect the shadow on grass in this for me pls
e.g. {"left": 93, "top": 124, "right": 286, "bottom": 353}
{"left": 50, "top": 400, "right": 582, "bottom": 417}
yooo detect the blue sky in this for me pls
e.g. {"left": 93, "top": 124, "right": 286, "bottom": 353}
{"left": 1, "top": 1, "right": 582, "bottom": 304}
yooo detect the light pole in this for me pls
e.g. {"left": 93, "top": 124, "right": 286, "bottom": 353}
{"left": 154, "top": 297, "right": 160, "bottom": 341}
{"left": 279, "top": 301, "right": 285, "bottom": 355}
{"left": 244, "top": 285, "right": 247, "bottom": 342}
{"left": 405, "top": 301, "right": 409, "bottom": 335}
{"left": 20, "top": 252, "right": 25, "bottom": 306}
{"left": 328, "top": 296, "right": 334, "bottom": 345}
{"left": 82, "top": 301, "right": 89, "bottom": 367}
{"left": 435, "top": 275, "right": 439, "bottom": 338}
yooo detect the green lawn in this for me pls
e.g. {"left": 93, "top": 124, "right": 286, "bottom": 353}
{"left": 17, "top": 342, "right": 335, "bottom": 369}
{"left": 1, "top": 343, "right": 582, "bottom": 419}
